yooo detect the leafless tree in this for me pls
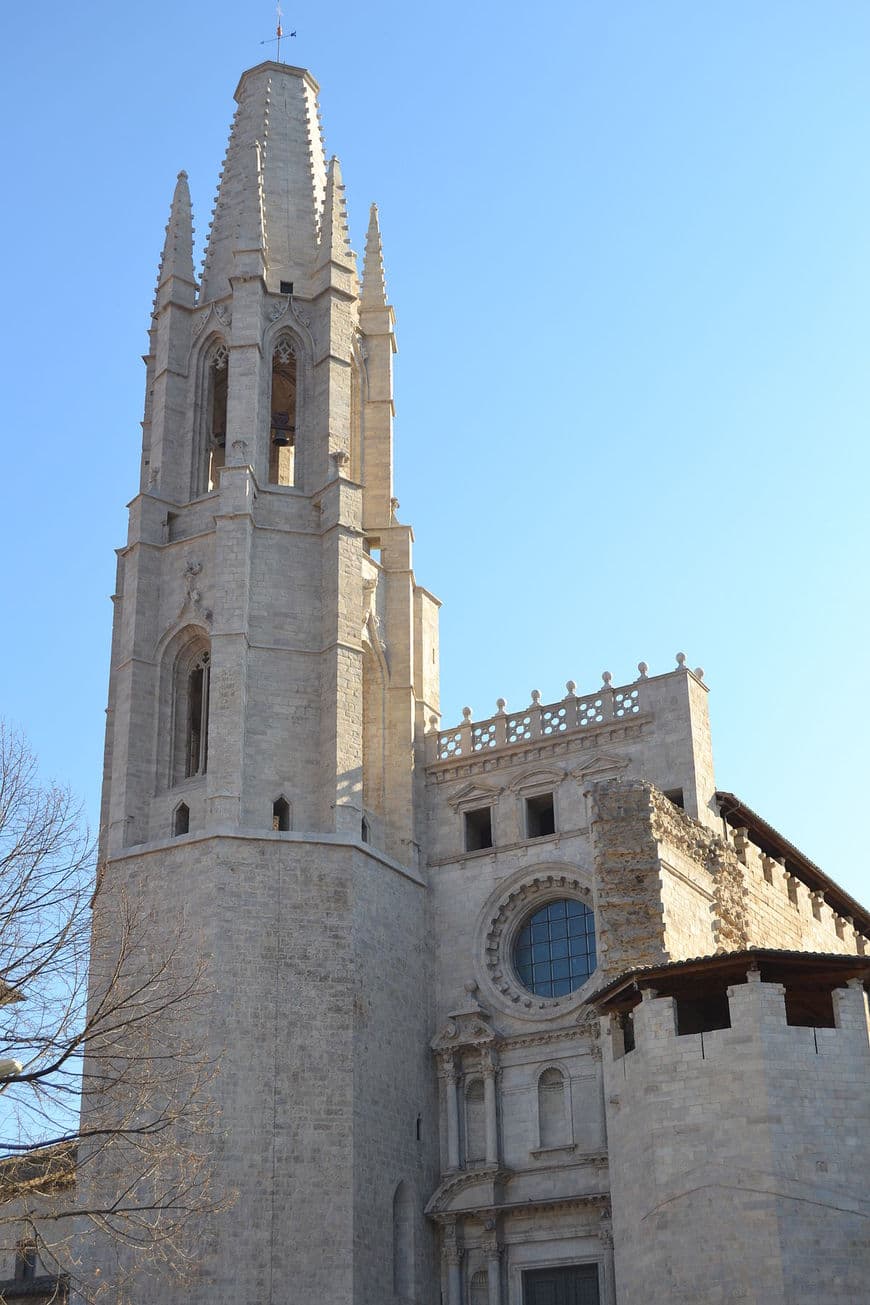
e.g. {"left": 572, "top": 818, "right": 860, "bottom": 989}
{"left": 0, "top": 724, "right": 229, "bottom": 1303}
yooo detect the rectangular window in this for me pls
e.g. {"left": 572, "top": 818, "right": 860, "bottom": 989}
{"left": 663, "top": 788, "right": 685, "bottom": 809}
{"left": 464, "top": 807, "right": 493, "bottom": 852}
{"left": 525, "top": 792, "right": 556, "bottom": 838}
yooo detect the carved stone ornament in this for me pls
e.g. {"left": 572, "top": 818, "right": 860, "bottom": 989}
{"left": 474, "top": 865, "right": 597, "bottom": 1022}
{"left": 179, "top": 559, "right": 213, "bottom": 624}
{"left": 214, "top": 302, "right": 231, "bottom": 327}
{"left": 291, "top": 298, "right": 312, "bottom": 329}
{"left": 431, "top": 1007, "right": 496, "bottom": 1053}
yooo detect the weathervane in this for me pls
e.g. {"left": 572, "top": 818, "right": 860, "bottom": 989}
{"left": 260, "top": 4, "right": 296, "bottom": 62}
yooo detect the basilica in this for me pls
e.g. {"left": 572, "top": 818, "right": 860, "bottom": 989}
{"left": 3, "top": 62, "right": 869, "bottom": 1305}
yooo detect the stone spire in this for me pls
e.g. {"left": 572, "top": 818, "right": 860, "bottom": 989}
{"left": 361, "top": 202, "right": 388, "bottom": 307}
{"left": 316, "top": 155, "right": 355, "bottom": 272}
{"left": 199, "top": 62, "right": 328, "bottom": 303}
{"left": 154, "top": 170, "right": 196, "bottom": 310}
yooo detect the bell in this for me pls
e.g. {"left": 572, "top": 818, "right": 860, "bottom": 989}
{"left": 271, "top": 411, "right": 293, "bottom": 446}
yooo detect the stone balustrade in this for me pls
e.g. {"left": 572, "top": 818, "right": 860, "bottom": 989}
{"left": 426, "top": 655, "right": 703, "bottom": 763}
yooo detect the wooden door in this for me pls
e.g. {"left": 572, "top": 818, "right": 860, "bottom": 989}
{"left": 523, "top": 1264, "right": 600, "bottom": 1305}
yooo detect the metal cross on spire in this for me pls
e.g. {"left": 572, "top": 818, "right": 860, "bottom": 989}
{"left": 260, "top": 4, "right": 296, "bottom": 61}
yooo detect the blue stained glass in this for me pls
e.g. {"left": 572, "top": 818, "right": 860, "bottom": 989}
{"left": 512, "top": 898, "right": 596, "bottom": 998}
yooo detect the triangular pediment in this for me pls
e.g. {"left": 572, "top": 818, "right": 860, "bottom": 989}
{"left": 570, "top": 752, "right": 630, "bottom": 779}
{"left": 446, "top": 780, "right": 502, "bottom": 811}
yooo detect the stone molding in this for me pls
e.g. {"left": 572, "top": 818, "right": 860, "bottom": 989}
{"left": 473, "top": 863, "right": 598, "bottom": 1022}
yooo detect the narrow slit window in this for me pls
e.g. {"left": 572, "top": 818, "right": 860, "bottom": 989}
{"left": 15, "top": 1242, "right": 36, "bottom": 1284}
{"left": 273, "top": 797, "right": 290, "bottom": 832}
{"left": 270, "top": 338, "right": 297, "bottom": 486}
{"left": 173, "top": 803, "right": 190, "bottom": 837}
{"left": 526, "top": 792, "right": 556, "bottom": 838}
{"left": 464, "top": 807, "right": 493, "bottom": 852}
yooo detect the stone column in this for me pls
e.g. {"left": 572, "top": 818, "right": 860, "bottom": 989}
{"left": 444, "top": 1247, "right": 463, "bottom": 1305}
{"left": 598, "top": 1210, "right": 616, "bottom": 1305}
{"left": 440, "top": 1054, "right": 460, "bottom": 1170}
{"left": 486, "top": 1246, "right": 502, "bottom": 1305}
{"left": 482, "top": 1050, "right": 499, "bottom": 1166}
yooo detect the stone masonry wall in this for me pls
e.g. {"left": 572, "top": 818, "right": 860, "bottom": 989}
{"left": 590, "top": 781, "right": 861, "bottom": 980}
{"left": 602, "top": 977, "right": 870, "bottom": 1305}
{"left": 588, "top": 783, "right": 670, "bottom": 981}
{"left": 83, "top": 833, "right": 435, "bottom": 1305}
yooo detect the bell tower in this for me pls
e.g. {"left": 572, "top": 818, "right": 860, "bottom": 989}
{"left": 96, "top": 63, "right": 441, "bottom": 1301}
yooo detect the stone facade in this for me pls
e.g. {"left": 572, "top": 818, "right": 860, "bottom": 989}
{"left": 35, "top": 59, "right": 869, "bottom": 1305}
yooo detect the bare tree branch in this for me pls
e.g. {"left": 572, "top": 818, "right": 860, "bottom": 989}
{"left": 0, "top": 725, "right": 231, "bottom": 1302}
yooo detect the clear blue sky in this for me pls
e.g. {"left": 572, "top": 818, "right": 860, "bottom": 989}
{"left": 1, "top": 2, "right": 868, "bottom": 903}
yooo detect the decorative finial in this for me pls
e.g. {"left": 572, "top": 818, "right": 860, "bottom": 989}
{"left": 530, "top": 689, "right": 541, "bottom": 705}
{"left": 496, "top": 698, "right": 506, "bottom": 714}
{"left": 427, "top": 714, "right": 439, "bottom": 732}
{"left": 462, "top": 706, "right": 473, "bottom": 723}
{"left": 676, "top": 652, "right": 687, "bottom": 668}
{"left": 602, "top": 671, "right": 612, "bottom": 686}
{"left": 637, "top": 662, "right": 648, "bottom": 679}
{"left": 694, "top": 667, "right": 705, "bottom": 680}
{"left": 259, "top": 3, "right": 296, "bottom": 60}
{"left": 565, "top": 680, "right": 576, "bottom": 697}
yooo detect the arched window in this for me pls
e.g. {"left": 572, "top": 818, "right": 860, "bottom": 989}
{"left": 470, "top": 1270, "right": 488, "bottom": 1305}
{"left": 269, "top": 337, "right": 297, "bottom": 486}
{"left": 272, "top": 797, "right": 290, "bottom": 832}
{"left": 392, "top": 1181, "right": 414, "bottom": 1299}
{"left": 173, "top": 802, "right": 190, "bottom": 836}
{"left": 206, "top": 340, "right": 228, "bottom": 492}
{"left": 464, "top": 1078, "right": 486, "bottom": 1166}
{"left": 171, "top": 639, "right": 211, "bottom": 784}
{"left": 537, "top": 1066, "right": 569, "bottom": 1149}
